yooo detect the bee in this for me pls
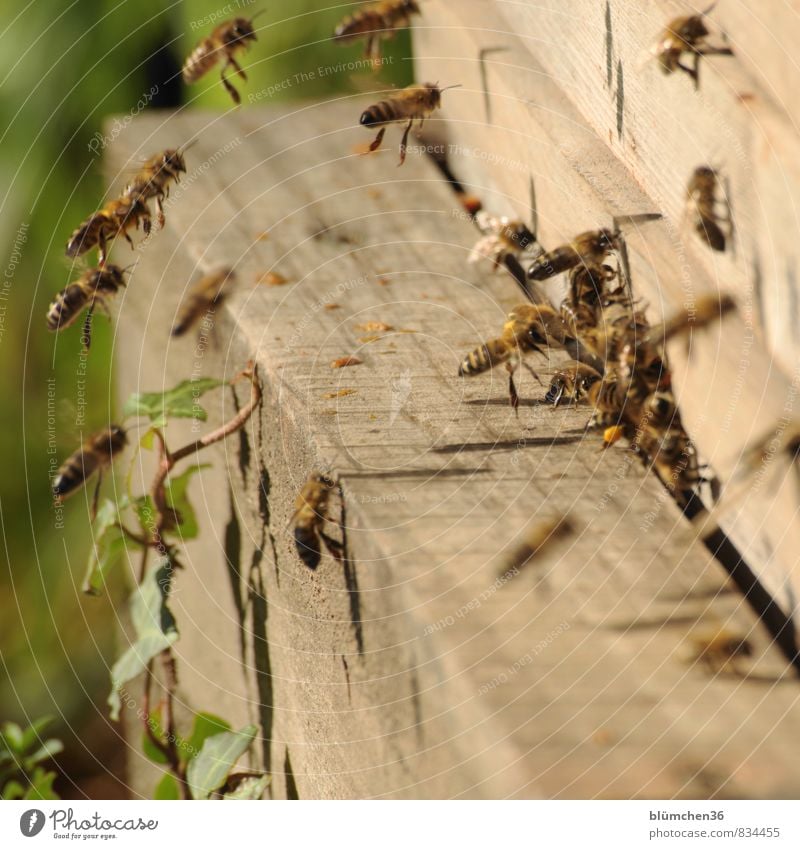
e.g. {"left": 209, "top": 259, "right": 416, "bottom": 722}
{"left": 654, "top": 292, "right": 736, "bottom": 344}
{"left": 333, "top": 0, "right": 420, "bottom": 65}
{"left": 65, "top": 197, "right": 151, "bottom": 265}
{"left": 182, "top": 13, "right": 263, "bottom": 105}
{"left": 683, "top": 627, "right": 753, "bottom": 675}
{"left": 685, "top": 166, "right": 731, "bottom": 252}
{"left": 635, "top": 421, "right": 701, "bottom": 505}
{"left": 124, "top": 146, "right": 190, "bottom": 228}
{"left": 498, "top": 514, "right": 574, "bottom": 577}
{"left": 171, "top": 268, "right": 235, "bottom": 337}
{"left": 360, "top": 82, "right": 459, "bottom": 166}
{"left": 46, "top": 264, "right": 127, "bottom": 349}
{"left": 458, "top": 303, "right": 571, "bottom": 408}
{"left": 52, "top": 425, "right": 127, "bottom": 502}
{"left": 469, "top": 211, "right": 537, "bottom": 270}
{"left": 586, "top": 369, "right": 626, "bottom": 431}
{"left": 292, "top": 472, "right": 341, "bottom": 570}
{"left": 651, "top": 3, "right": 733, "bottom": 86}
{"left": 545, "top": 360, "right": 602, "bottom": 407}
{"left": 528, "top": 229, "right": 620, "bottom": 282}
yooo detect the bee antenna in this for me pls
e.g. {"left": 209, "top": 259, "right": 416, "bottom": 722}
{"left": 179, "top": 138, "right": 199, "bottom": 154}
{"left": 701, "top": 1, "right": 718, "bottom": 16}
{"left": 250, "top": 8, "right": 268, "bottom": 23}
{"left": 439, "top": 83, "right": 463, "bottom": 93}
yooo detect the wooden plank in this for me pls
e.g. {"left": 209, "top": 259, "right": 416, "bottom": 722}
{"left": 108, "top": 100, "right": 800, "bottom": 799}
{"left": 413, "top": 0, "right": 800, "bottom": 627}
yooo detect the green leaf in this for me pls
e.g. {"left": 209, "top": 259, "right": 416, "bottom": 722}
{"left": 154, "top": 773, "right": 180, "bottom": 800}
{"left": 164, "top": 464, "right": 210, "bottom": 541}
{"left": 184, "top": 713, "right": 231, "bottom": 765}
{"left": 83, "top": 499, "right": 132, "bottom": 596}
{"left": 123, "top": 378, "right": 225, "bottom": 423}
{"left": 20, "top": 717, "right": 56, "bottom": 752}
{"left": 1, "top": 723, "right": 24, "bottom": 753}
{"left": 186, "top": 725, "right": 258, "bottom": 800}
{"left": 24, "top": 739, "right": 63, "bottom": 771}
{"left": 139, "top": 428, "right": 156, "bottom": 450}
{"left": 108, "top": 560, "right": 179, "bottom": 721}
{"left": 23, "top": 767, "right": 59, "bottom": 800}
{"left": 224, "top": 774, "right": 270, "bottom": 800}
{"left": 1, "top": 780, "right": 25, "bottom": 800}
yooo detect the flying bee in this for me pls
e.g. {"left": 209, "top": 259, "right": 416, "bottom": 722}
{"left": 469, "top": 211, "right": 537, "bottom": 270}
{"left": 686, "top": 166, "right": 731, "bottom": 252}
{"left": 66, "top": 197, "right": 151, "bottom": 265}
{"left": 545, "top": 360, "right": 602, "bottom": 407}
{"left": 497, "top": 514, "right": 575, "bottom": 577}
{"left": 46, "top": 264, "right": 127, "bottom": 349}
{"left": 291, "top": 472, "right": 341, "bottom": 570}
{"left": 333, "top": 0, "right": 420, "bottom": 66}
{"left": 171, "top": 268, "right": 235, "bottom": 337}
{"left": 124, "top": 146, "right": 191, "bottom": 228}
{"left": 651, "top": 2, "right": 733, "bottom": 87}
{"left": 182, "top": 12, "right": 263, "bottom": 105}
{"left": 652, "top": 291, "right": 736, "bottom": 345}
{"left": 52, "top": 425, "right": 127, "bottom": 509}
{"left": 360, "top": 82, "right": 459, "bottom": 165}
{"left": 682, "top": 627, "right": 753, "bottom": 675}
{"left": 458, "top": 303, "right": 571, "bottom": 409}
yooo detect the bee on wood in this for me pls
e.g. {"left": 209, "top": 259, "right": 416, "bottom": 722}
{"left": 52, "top": 425, "right": 127, "bottom": 503}
{"left": 469, "top": 211, "right": 537, "bottom": 270}
{"left": 685, "top": 166, "right": 731, "bottom": 252}
{"left": 545, "top": 360, "right": 602, "bottom": 407}
{"left": 182, "top": 13, "right": 263, "bottom": 105}
{"left": 292, "top": 472, "right": 341, "bottom": 570}
{"left": 360, "top": 82, "right": 459, "bottom": 166}
{"left": 124, "top": 146, "right": 190, "bottom": 228}
{"left": 46, "top": 264, "right": 127, "bottom": 349}
{"left": 498, "top": 514, "right": 575, "bottom": 577}
{"left": 171, "top": 268, "right": 235, "bottom": 337}
{"left": 651, "top": 3, "right": 733, "bottom": 87}
{"left": 528, "top": 229, "right": 620, "bottom": 282}
{"left": 635, "top": 421, "right": 701, "bottom": 505}
{"left": 66, "top": 197, "right": 151, "bottom": 265}
{"left": 683, "top": 627, "right": 753, "bottom": 675}
{"left": 333, "top": 0, "right": 420, "bottom": 66}
{"left": 458, "top": 303, "right": 572, "bottom": 409}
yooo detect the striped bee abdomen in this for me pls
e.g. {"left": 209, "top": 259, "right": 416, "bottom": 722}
{"left": 52, "top": 450, "right": 100, "bottom": 498}
{"left": 458, "top": 338, "right": 511, "bottom": 377}
{"left": 182, "top": 38, "right": 217, "bottom": 82}
{"left": 294, "top": 525, "right": 322, "bottom": 570}
{"left": 47, "top": 284, "right": 91, "bottom": 332}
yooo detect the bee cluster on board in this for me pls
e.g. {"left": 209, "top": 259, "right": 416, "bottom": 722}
{"left": 48, "top": 2, "right": 795, "bottom": 676}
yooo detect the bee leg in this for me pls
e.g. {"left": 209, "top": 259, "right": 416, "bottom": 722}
{"left": 155, "top": 197, "right": 165, "bottom": 230}
{"left": 398, "top": 119, "right": 413, "bottom": 166}
{"left": 97, "top": 236, "right": 108, "bottom": 267}
{"left": 505, "top": 362, "right": 520, "bottom": 412}
{"left": 220, "top": 63, "right": 242, "bottom": 105}
{"left": 521, "top": 360, "right": 543, "bottom": 386}
{"left": 228, "top": 54, "right": 248, "bottom": 81}
{"left": 368, "top": 127, "right": 386, "bottom": 153}
{"left": 319, "top": 530, "right": 344, "bottom": 563}
{"left": 365, "top": 35, "right": 381, "bottom": 69}
{"left": 90, "top": 470, "right": 103, "bottom": 522}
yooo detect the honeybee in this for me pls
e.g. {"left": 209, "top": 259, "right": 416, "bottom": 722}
{"left": 635, "top": 420, "right": 701, "bottom": 505}
{"left": 469, "top": 211, "right": 537, "bottom": 270}
{"left": 66, "top": 197, "right": 151, "bottom": 265}
{"left": 292, "top": 472, "right": 340, "bottom": 570}
{"left": 683, "top": 627, "right": 753, "bottom": 675}
{"left": 333, "top": 0, "right": 420, "bottom": 65}
{"left": 360, "top": 82, "right": 459, "bottom": 165}
{"left": 651, "top": 3, "right": 733, "bottom": 86}
{"left": 458, "top": 303, "right": 571, "bottom": 408}
{"left": 52, "top": 425, "right": 127, "bottom": 502}
{"left": 498, "top": 514, "right": 574, "bottom": 576}
{"left": 124, "top": 146, "right": 190, "bottom": 228}
{"left": 182, "top": 13, "right": 263, "bottom": 105}
{"left": 46, "top": 264, "right": 127, "bottom": 349}
{"left": 171, "top": 268, "right": 235, "bottom": 337}
{"left": 528, "top": 229, "right": 620, "bottom": 282}
{"left": 685, "top": 166, "right": 732, "bottom": 252}
{"left": 654, "top": 291, "right": 736, "bottom": 344}
{"left": 545, "top": 360, "right": 602, "bottom": 407}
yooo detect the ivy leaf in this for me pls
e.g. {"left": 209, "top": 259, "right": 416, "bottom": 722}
{"left": 23, "top": 767, "right": 59, "bottom": 800}
{"left": 186, "top": 725, "right": 257, "bottom": 800}
{"left": 108, "top": 560, "right": 179, "bottom": 721}
{"left": 0, "top": 723, "right": 24, "bottom": 753}
{"left": 20, "top": 717, "right": 56, "bottom": 753}
{"left": 223, "top": 774, "right": 270, "bottom": 800}
{"left": 83, "top": 499, "right": 132, "bottom": 596}
{"left": 23, "top": 740, "right": 63, "bottom": 772}
{"left": 123, "top": 378, "right": 224, "bottom": 423}
{"left": 164, "top": 464, "right": 210, "bottom": 541}
{"left": 183, "top": 713, "right": 231, "bottom": 765}
{"left": 1, "top": 780, "right": 25, "bottom": 800}
{"left": 154, "top": 773, "right": 180, "bottom": 800}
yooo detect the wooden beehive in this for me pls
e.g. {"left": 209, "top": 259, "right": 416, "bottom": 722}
{"left": 110, "top": 0, "right": 800, "bottom": 799}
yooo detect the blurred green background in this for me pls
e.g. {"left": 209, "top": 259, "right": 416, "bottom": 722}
{"left": 0, "top": 0, "right": 410, "bottom": 799}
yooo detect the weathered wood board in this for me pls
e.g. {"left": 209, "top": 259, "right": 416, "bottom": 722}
{"left": 108, "top": 97, "right": 800, "bottom": 799}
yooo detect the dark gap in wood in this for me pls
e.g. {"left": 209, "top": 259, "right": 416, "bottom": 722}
{"left": 283, "top": 749, "right": 299, "bottom": 800}
{"left": 224, "top": 486, "right": 246, "bottom": 661}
